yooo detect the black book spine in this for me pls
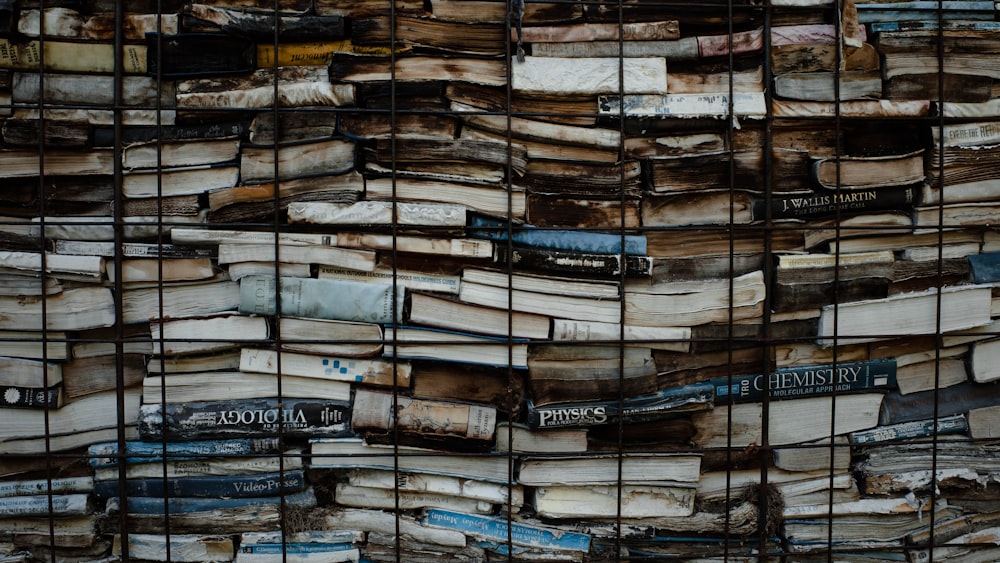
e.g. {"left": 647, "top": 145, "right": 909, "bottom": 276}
{"left": 138, "top": 398, "right": 352, "bottom": 440}
{"left": 145, "top": 33, "right": 256, "bottom": 78}
{"left": 525, "top": 382, "right": 714, "bottom": 429}
{"left": 93, "top": 469, "right": 307, "bottom": 499}
{"left": 494, "top": 246, "right": 652, "bottom": 277}
{"left": 879, "top": 380, "right": 1000, "bottom": 425}
{"left": 0, "top": 384, "right": 61, "bottom": 409}
{"left": 754, "top": 184, "right": 919, "bottom": 221}
{"left": 712, "top": 359, "right": 897, "bottom": 404}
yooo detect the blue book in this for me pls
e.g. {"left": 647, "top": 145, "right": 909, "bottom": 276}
{"left": 92, "top": 469, "right": 306, "bottom": 499}
{"left": 422, "top": 509, "right": 591, "bottom": 552}
{"left": 239, "top": 543, "right": 357, "bottom": 554}
{"left": 88, "top": 438, "right": 281, "bottom": 467}
{"left": 468, "top": 213, "right": 646, "bottom": 256}
{"left": 856, "top": 0, "right": 994, "bottom": 22}
{"left": 969, "top": 251, "right": 1000, "bottom": 283}
{"left": 870, "top": 19, "right": 1000, "bottom": 31}
{"left": 106, "top": 487, "right": 316, "bottom": 515}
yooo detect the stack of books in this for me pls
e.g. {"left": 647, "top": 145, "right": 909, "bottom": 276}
{"left": 3, "top": 0, "right": 1000, "bottom": 561}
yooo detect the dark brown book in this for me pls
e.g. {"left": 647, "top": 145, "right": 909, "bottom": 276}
{"left": 373, "top": 137, "right": 527, "bottom": 176}
{"left": 351, "top": 15, "right": 507, "bottom": 55}
{"left": 410, "top": 361, "right": 524, "bottom": 413}
{"left": 1, "top": 119, "right": 92, "bottom": 148}
{"left": 642, "top": 149, "right": 763, "bottom": 193}
{"left": 526, "top": 194, "right": 641, "bottom": 229}
{"left": 183, "top": 4, "right": 347, "bottom": 41}
{"left": 884, "top": 73, "right": 994, "bottom": 102}
{"left": 145, "top": 32, "right": 256, "bottom": 78}
{"left": 520, "top": 160, "right": 643, "bottom": 196}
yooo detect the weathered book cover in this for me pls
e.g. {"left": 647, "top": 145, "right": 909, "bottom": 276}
{"left": 138, "top": 398, "right": 352, "bottom": 440}
{"left": 849, "top": 414, "right": 968, "bottom": 445}
{"left": 146, "top": 32, "right": 256, "bottom": 78}
{"left": 0, "top": 383, "right": 62, "bottom": 409}
{"left": 468, "top": 213, "right": 647, "bottom": 255}
{"left": 525, "top": 382, "right": 714, "bottom": 429}
{"left": 968, "top": 251, "right": 1000, "bottom": 283}
{"left": 756, "top": 184, "right": 919, "bottom": 220}
{"left": 879, "top": 380, "right": 1000, "bottom": 425}
{"left": 712, "top": 359, "right": 897, "bottom": 403}
{"left": 88, "top": 438, "right": 281, "bottom": 467}
{"left": 422, "top": 509, "right": 591, "bottom": 552}
{"left": 92, "top": 469, "right": 306, "bottom": 499}
{"left": 106, "top": 488, "right": 316, "bottom": 515}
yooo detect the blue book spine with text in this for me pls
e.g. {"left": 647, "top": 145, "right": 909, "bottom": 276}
{"left": 92, "top": 469, "right": 306, "bottom": 499}
{"left": 106, "top": 487, "right": 316, "bottom": 515}
{"left": 468, "top": 214, "right": 646, "bottom": 256}
{"left": 88, "top": 438, "right": 281, "bottom": 467}
{"left": 239, "top": 543, "right": 357, "bottom": 554}
{"left": 423, "top": 509, "right": 591, "bottom": 552}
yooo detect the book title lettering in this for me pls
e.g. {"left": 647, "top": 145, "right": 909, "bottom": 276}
{"left": 780, "top": 190, "right": 879, "bottom": 214}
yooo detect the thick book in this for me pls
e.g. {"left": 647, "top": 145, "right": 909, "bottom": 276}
{"left": 92, "top": 469, "right": 306, "bottom": 499}
{"left": 525, "top": 382, "right": 714, "bottom": 429}
{"left": 352, "top": 387, "right": 497, "bottom": 442}
{"left": 138, "top": 398, "right": 352, "bottom": 440}
{"left": 384, "top": 325, "right": 530, "bottom": 369}
{"left": 0, "top": 493, "right": 92, "bottom": 517}
{"left": 422, "top": 509, "right": 591, "bottom": 553}
{"left": 712, "top": 359, "right": 897, "bottom": 403}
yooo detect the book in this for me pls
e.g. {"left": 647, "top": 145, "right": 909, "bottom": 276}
{"left": 0, "top": 493, "right": 91, "bottom": 517}
{"left": 106, "top": 488, "right": 316, "bottom": 515}
{"left": 849, "top": 415, "right": 969, "bottom": 445}
{"left": 0, "top": 475, "right": 92, "bottom": 497}
{"left": 288, "top": 201, "right": 469, "bottom": 227}
{"left": 407, "top": 291, "right": 551, "bottom": 340}
{"left": 493, "top": 422, "right": 588, "bottom": 453}
{"left": 92, "top": 469, "right": 306, "bottom": 499}
{"left": 712, "top": 359, "right": 897, "bottom": 403}
{"left": 352, "top": 387, "right": 497, "bottom": 442}
{"left": 524, "top": 382, "right": 715, "bottom": 429}
{"left": 816, "top": 285, "right": 994, "bottom": 346}
{"left": 624, "top": 270, "right": 766, "bottom": 327}
{"left": 1, "top": 388, "right": 140, "bottom": 448}
{"left": 493, "top": 245, "right": 653, "bottom": 277}
{"left": 113, "top": 534, "right": 235, "bottom": 563}
{"left": 176, "top": 66, "right": 354, "bottom": 109}
{"left": 88, "top": 438, "right": 281, "bottom": 466}
{"left": 511, "top": 56, "right": 666, "bottom": 96}
{"left": 533, "top": 484, "right": 696, "bottom": 519}
{"left": 138, "top": 398, "right": 352, "bottom": 440}
{"left": 467, "top": 213, "right": 646, "bottom": 255}
{"left": 308, "top": 438, "right": 511, "bottom": 483}
{"left": 422, "top": 509, "right": 591, "bottom": 553}
{"left": 238, "top": 275, "right": 404, "bottom": 324}
{"left": 141, "top": 371, "right": 353, "bottom": 404}
{"left": 878, "top": 380, "right": 1000, "bottom": 425}
{"left": 458, "top": 278, "right": 621, "bottom": 324}
{"left": 0, "top": 356, "right": 62, "bottom": 409}
{"left": 691, "top": 393, "right": 884, "bottom": 447}
{"left": 383, "top": 325, "right": 529, "bottom": 369}
{"left": 150, "top": 313, "right": 269, "bottom": 356}
{"left": 517, "top": 452, "right": 701, "bottom": 485}
{"left": 342, "top": 467, "right": 523, "bottom": 506}
{"left": 94, "top": 454, "right": 304, "bottom": 482}
{"left": 239, "top": 348, "right": 406, "bottom": 387}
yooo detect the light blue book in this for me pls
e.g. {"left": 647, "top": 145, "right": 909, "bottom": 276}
{"left": 239, "top": 543, "right": 356, "bottom": 554}
{"left": 870, "top": 19, "right": 1000, "bottom": 31}
{"left": 422, "top": 509, "right": 591, "bottom": 552}
{"left": 468, "top": 214, "right": 646, "bottom": 256}
{"left": 856, "top": 0, "right": 994, "bottom": 22}
{"left": 88, "top": 438, "right": 281, "bottom": 467}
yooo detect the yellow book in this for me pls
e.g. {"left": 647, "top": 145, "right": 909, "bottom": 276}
{"left": 255, "top": 41, "right": 394, "bottom": 68}
{"left": 0, "top": 39, "right": 146, "bottom": 73}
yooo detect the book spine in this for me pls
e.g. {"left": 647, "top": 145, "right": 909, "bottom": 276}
{"left": 468, "top": 214, "right": 647, "bottom": 255}
{"left": 849, "top": 414, "right": 969, "bottom": 444}
{"left": 968, "top": 251, "right": 1000, "bottom": 283}
{"left": 754, "top": 185, "right": 918, "bottom": 221}
{"left": 107, "top": 488, "right": 316, "bottom": 515}
{"left": 88, "top": 438, "right": 281, "bottom": 467}
{"left": 145, "top": 33, "right": 256, "bottom": 78}
{"left": 137, "top": 398, "right": 352, "bottom": 440}
{"left": 879, "top": 381, "right": 1000, "bottom": 425}
{"left": 352, "top": 389, "right": 497, "bottom": 441}
{"left": 92, "top": 469, "right": 307, "bottom": 499}
{"left": 712, "top": 359, "right": 897, "bottom": 403}
{"left": 493, "top": 245, "right": 652, "bottom": 277}
{"left": 0, "top": 476, "right": 93, "bottom": 498}
{"left": 525, "top": 382, "right": 714, "bottom": 429}
{"left": 238, "top": 543, "right": 356, "bottom": 554}
{"left": 0, "top": 493, "right": 91, "bottom": 517}
{"left": 238, "top": 275, "right": 403, "bottom": 324}
{"left": 0, "top": 383, "right": 61, "bottom": 408}
{"left": 422, "top": 509, "right": 591, "bottom": 552}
